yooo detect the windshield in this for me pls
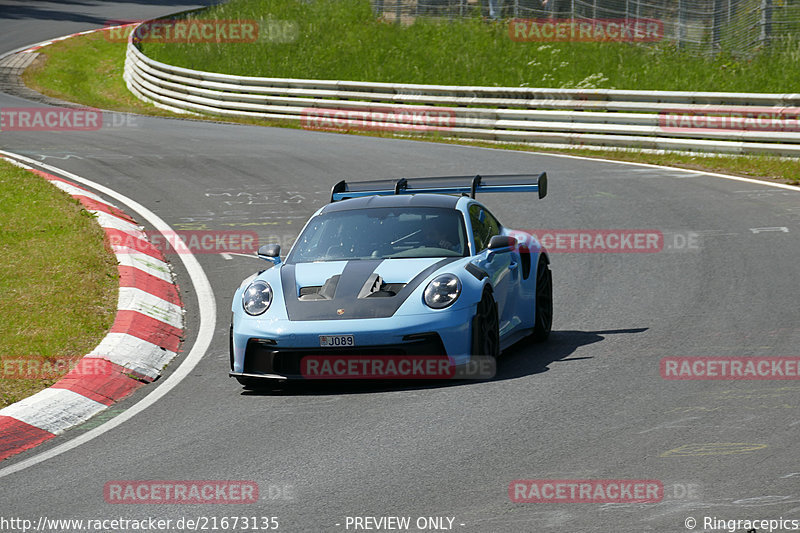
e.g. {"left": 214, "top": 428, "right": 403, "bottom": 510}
{"left": 287, "top": 207, "right": 468, "bottom": 263}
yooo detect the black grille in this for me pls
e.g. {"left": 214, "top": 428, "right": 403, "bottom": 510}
{"left": 243, "top": 333, "right": 446, "bottom": 378}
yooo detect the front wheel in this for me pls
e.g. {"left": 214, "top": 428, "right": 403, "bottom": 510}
{"left": 531, "top": 256, "right": 552, "bottom": 342}
{"left": 471, "top": 289, "right": 500, "bottom": 358}
{"left": 229, "top": 321, "right": 235, "bottom": 371}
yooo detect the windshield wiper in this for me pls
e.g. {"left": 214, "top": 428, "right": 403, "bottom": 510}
{"left": 391, "top": 229, "right": 422, "bottom": 245}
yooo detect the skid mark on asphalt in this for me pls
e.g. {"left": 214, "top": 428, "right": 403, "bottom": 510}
{"left": 637, "top": 417, "right": 703, "bottom": 434}
{"left": 732, "top": 189, "right": 800, "bottom": 198}
{"left": 660, "top": 443, "right": 768, "bottom": 457}
{"left": 663, "top": 385, "right": 800, "bottom": 416}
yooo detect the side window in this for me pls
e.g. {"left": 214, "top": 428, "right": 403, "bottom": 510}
{"left": 469, "top": 204, "right": 502, "bottom": 252}
{"left": 483, "top": 209, "right": 502, "bottom": 242}
{"left": 469, "top": 204, "right": 487, "bottom": 251}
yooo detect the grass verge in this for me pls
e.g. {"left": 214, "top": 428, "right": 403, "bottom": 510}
{"left": 20, "top": 23, "right": 800, "bottom": 185}
{"left": 22, "top": 27, "right": 300, "bottom": 127}
{"left": 139, "top": 0, "right": 800, "bottom": 92}
{"left": 22, "top": 28, "right": 176, "bottom": 116}
{"left": 0, "top": 160, "right": 118, "bottom": 408}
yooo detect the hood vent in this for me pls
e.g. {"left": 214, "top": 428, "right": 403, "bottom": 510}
{"left": 357, "top": 273, "right": 406, "bottom": 298}
{"left": 298, "top": 273, "right": 405, "bottom": 300}
{"left": 298, "top": 274, "right": 339, "bottom": 301}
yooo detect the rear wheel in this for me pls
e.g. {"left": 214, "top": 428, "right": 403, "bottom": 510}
{"left": 471, "top": 289, "right": 500, "bottom": 358}
{"left": 531, "top": 256, "right": 552, "bottom": 342}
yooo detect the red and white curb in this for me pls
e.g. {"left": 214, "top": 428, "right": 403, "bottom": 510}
{"left": 0, "top": 159, "right": 184, "bottom": 461}
{"left": 17, "top": 23, "right": 138, "bottom": 53}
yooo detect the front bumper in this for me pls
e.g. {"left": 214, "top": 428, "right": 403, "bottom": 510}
{"left": 231, "top": 333, "right": 446, "bottom": 380}
{"left": 230, "top": 307, "right": 474, "bottom": 380}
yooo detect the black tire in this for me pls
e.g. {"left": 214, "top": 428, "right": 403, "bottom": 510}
{"left": 531, "top": 255, "right": 553, "bottom": 342}
{"left": 471, "top": 289, "right": 500, "bottom": 358}
{"left": 229, "top": 321, "right": 235, "bottom": 371}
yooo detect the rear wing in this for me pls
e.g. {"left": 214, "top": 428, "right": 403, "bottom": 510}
{"left": 330, "top": 173, "right": 547, "bottom": 202}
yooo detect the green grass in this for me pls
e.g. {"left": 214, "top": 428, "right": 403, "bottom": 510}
{"left": 21, "top": 28, "right": 175, "bottom": 115}
{"left": 0, "top": 160, "right": 118, "bottom": 408}
{"left": 139, "top": 0, "right": 800, "bottom": 92}
{"left": 23, "top": 27, "right": 300, "bottom": 127}
{"left": 23, "top": 26, "right": 800, "bottom": 185}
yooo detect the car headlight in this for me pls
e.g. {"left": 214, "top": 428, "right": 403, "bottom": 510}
{"left": 242, "top": 280, "right": 272, "bottom": 315}
{"left": 423, "top": 274, "right": 461, "bottom": 309}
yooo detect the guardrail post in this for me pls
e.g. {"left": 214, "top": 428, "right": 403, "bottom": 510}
{"left": 677, "top": 0, "right": 688, "bottom": 48}
{"left": 759, "top": 0, "right": 773, "bottom": 48}
{"left": 712, "top": 0, "right": 723, "bottom": 50}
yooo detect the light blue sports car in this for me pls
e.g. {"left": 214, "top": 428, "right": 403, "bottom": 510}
{"left": 229, "top": 174, "right": 551, "bottom": 387}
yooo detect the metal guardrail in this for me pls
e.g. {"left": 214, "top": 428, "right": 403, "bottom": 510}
{"left": 124, "top": 35, "right": 800, "bottom": 156}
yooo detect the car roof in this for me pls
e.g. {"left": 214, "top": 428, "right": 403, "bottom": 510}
{"left": 319, "top": 193, "right": 462, "bottom": 213}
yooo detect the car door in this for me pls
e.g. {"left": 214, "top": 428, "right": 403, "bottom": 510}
{"left": 468, "top": 204, "right": 520, "bottom": 333}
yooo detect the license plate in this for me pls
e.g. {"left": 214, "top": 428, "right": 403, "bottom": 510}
{"left": 319, "top": 335, "right": 355, "bottom": 347}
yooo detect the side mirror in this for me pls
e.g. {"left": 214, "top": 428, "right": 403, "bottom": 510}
{"left": 487, "top": 235, "right": 517, "bottom": 251}
{"left": 257, "top": 244, "right": 281, "bottom": 265}
{"left": 486, "top": 235, "right": 517, "bottom": 262}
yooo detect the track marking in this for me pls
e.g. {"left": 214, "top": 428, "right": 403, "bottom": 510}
{"left": 221, "top": 252, "right": 260, "bottom": 260}
{"left": 0, "top": 150, "right": 216, "bottom": 479}
{"left": 750, "top": 226, "right": 790, "bottom": 233}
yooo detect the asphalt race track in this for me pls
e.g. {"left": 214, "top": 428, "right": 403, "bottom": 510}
{"left": 1, "top": 2, "right": 799, "bottom": 532}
